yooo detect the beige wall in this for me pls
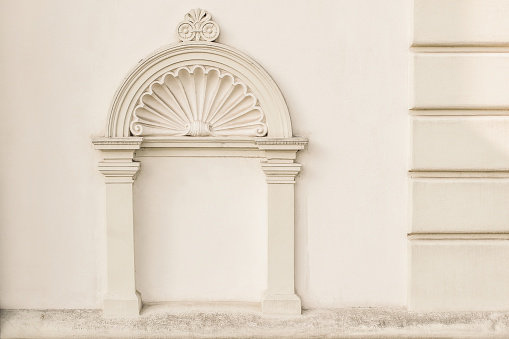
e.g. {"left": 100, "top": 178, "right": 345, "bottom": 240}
{"left": 0, "top": 0, "right": 409, "bottom": 309}
{"left": 409, "top": 0, "right": 509, "bottom": 311}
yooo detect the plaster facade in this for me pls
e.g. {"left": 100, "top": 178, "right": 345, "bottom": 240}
{"left": 1, "top": 0, "right": 509, "bottom": 335}
{"left": 409, "top": 0, "right": 509, "bottom": 311}
{"left": 0, "top": 0, "right": 408, "bottom": 312}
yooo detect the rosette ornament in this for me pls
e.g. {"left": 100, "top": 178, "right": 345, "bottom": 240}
{"left": 130, "top": 66, "right": 268, "bottom": 137}
{"left": 177, "top": 9, "right": 220, "bottom": 42}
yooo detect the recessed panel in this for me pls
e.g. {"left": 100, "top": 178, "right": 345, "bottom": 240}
{"left": 411, "top": 178, "right": 509, "bottom": 233}
{"left": 414, "top": 0, "right": 509, "bottom": 46}
{"left": 412, "top": 54, "right": 509, "bottom": 109}
{"left": 411, "top": 116, "right": 509, "bottom": 170}
{"left": 409, "top": 240, "right": 509, "bottom": 311}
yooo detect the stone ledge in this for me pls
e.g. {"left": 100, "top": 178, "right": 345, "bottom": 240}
{"left": 1, "top": 305, "right": 509, "bottom": 338}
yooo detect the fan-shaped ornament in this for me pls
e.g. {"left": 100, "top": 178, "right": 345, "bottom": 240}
{"left": 130, "top": 66, "right": 268, "bottom": 137}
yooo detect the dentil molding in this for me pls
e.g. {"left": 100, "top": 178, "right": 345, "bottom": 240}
{"left": 93, "top": 8, "right": 308, "bottom": 318}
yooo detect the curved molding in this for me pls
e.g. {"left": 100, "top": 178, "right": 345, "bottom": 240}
{"left": 106, "top": 42, "right": 293, "bottom": 138}
{"left": 130, "top": 65, "right": 267, "bottom": 137}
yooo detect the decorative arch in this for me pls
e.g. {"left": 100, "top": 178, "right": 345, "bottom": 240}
{"left": 93, "top": 9, "right": 307, "bottom": 318}
{"left": 106, "top": 41, "right": 293, "bottom": 138}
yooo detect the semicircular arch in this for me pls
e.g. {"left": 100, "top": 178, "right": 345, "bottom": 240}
{"left": 106, "top": 41, "right": 293, "bottom": 138}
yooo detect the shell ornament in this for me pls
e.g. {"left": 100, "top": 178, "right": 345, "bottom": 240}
{"left": 130, "top": 66, "right": 268, "bottom": 137}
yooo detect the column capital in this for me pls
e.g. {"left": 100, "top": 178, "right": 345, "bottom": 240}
{"left": 98, "top": 161, "right": 141, "bottom": 184}
{"left": 93, "top": 137, "right": 143, "bottom": 162}
{"left": 93, "top": 137, "right": 143, "bottom": 183}
{"left": 256, "top": 137, "right": 308, "bottom": 163}
{"left": 261, "top": 162, "right": 302, "bottom": 184}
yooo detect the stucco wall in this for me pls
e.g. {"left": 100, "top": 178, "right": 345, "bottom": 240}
{"left": 409, "top": 0, "right": 509, "bottom": 311}
{"left": 0, "top": 0, "right": 409, "bottom": 309}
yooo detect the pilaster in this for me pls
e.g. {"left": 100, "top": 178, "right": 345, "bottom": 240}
{"left": 93, "top": 137, "right": 143, "bottom": 317}
{"left": 256, "top": 137, "right": 307, "bottom": 315}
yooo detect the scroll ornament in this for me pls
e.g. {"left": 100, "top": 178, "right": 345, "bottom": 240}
{"left": 177, "top": 9, "right": 220, "bottom": 42}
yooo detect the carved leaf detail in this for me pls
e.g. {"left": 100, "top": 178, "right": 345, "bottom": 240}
{"left": 177, "top": 9, "right": 220, "bottom": 42}
{"left": 130, "top": 66, "right": 268, "bottom": 137}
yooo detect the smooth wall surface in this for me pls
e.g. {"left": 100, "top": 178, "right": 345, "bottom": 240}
{"left": 0, "top": 0, "right": 409, "bottom": 309}
{"left": 134, "top": 157, "right": 267, "bottom": 302}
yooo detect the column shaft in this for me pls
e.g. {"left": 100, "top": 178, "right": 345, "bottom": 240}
{"left": 259, "top": 153, "right": 304, "bottom": 315}
{"left": 93, "top": 137, "right": 143, "bottom": 317}
{"left": 267, "top": 183, "right": 295, "bottom": 295}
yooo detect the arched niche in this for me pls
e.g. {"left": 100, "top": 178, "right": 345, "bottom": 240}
{"left": 107, "top": 42, "right": 293, "bottom": 139}
{"left": 93, "top": 9, "right": 307, "bottom": 318}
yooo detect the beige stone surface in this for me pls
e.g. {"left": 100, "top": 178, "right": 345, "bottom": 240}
{"left": 408, "top": 240, "right": 509, "bottom": 312}
{"left": 411, "top": 54, "right": 509, "bottom": 109}
{"left": 411, "top": 116, "right": 509, "bottom": 170}
{"left": 413, "top": 0, "right": 509, "bottom": 46}
{"left": 410, "top": 178, "right": 509, "bottom": 233}
{"left": 410, "top": 0, "right": 509, "bottom": 314}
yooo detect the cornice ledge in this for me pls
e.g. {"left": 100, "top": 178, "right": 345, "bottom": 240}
{"left": 255, "top": 137, "right": 308, "bottom": 150}
{"left": 93, "top": 137, "right": 144, "bottom": 150}
{"left": 140, "top": 136, "right": 258, "bottom": 149}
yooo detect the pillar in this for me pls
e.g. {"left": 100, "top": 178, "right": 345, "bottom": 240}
{"left": 93, "top": 137, "right": 143, "bottom": 317}
{"left": 256, "top": 137, "right": 307, "bottom": 315}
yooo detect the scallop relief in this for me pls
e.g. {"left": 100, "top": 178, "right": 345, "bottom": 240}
{"left": 130, "top": 66, "right": 268, "bottom": 137}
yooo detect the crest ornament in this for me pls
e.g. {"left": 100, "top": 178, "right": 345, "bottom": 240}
{"left": 177, "top": 9, "right": 220, "bottom": 42}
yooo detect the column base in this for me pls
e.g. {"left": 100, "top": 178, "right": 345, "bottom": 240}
{"left": 103, "top": 291, "right": 142, "bottom": 318}
{"left": 262, "top": 294, "right": 302, "bottom": 315}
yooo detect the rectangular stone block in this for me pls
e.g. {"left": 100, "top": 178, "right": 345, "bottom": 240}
{"left": 411, "top": 116, "right": 509, "bottom": 170}
{"left": 410, "top": 178, "right": 509, "bottom": 233}
{"left": 412, "top": 54, "right": 509, "bottom": 109}
{"left": 409, "top": 240, "right": 509, "bottom": 311}
{"left": 414, "top": 0, "right": 509, "bottom": 46}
